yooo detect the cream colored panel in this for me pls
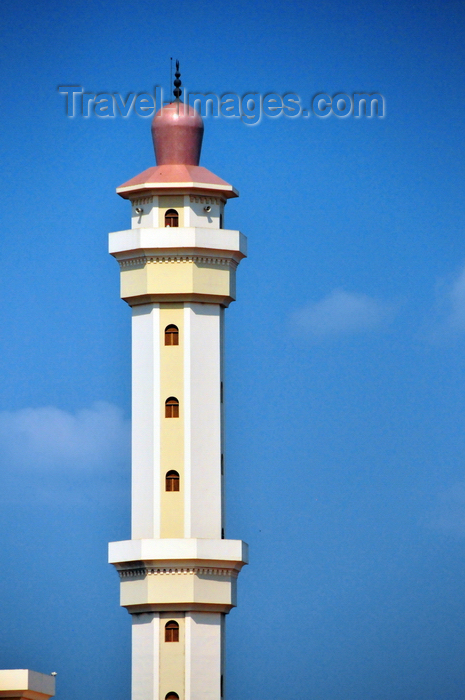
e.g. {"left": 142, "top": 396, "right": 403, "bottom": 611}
{"left": 119, "top": 571, "right": 237, "bottom": 609}
{"left": 131, "top": 613, "right": 159, "bottom": 700}
{"left": 192, "top": 262, "right": 235, "bottom": 299}
{"left": 159, "top": 613, "right": 185, "bottom": 700}
{"left": 160, "top": 304, "right": 184, "bottom": 538}
{"left": 131, "top": 304, "right": 160, "bottom": 539}
{"left": 121, "top": 264, "right": 147, "bottom": 300}
{"left": 0, "top": 670, "right": 55, "bottom": 699}
{"left": 161, "top": 489, "right": 184, "bottom": 537}
{"left": 158, "top": 195, "right": 185, "bottom": 228}
{"left": 120, "top": 261, "right": 235, "bottom": 303}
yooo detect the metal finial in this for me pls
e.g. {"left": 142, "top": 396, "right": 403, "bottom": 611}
{"left": 173, "top": 59, "right": 182, "bottom": 100}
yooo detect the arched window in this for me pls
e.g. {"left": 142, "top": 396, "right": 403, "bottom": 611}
{"left": 165, "top": 621, "right": 179, "bottom": 643}
{"left": 165, "top": 694, "right": 179, "bottom": 700}
{"left": 165, "top": 324, "right": 179, "bottom": 346}
{"left": 165, "top": 209, "right": 179, "bottom": 227}
{"left": 166, "top": 470, "right": 180, "bottom": 492}
{"left": 165, "top": 397, "right": 179, "bottom": 418}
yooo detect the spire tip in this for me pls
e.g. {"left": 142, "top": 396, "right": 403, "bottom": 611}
{"left": 173, "top": 59, "right": 182, "bottom": 100}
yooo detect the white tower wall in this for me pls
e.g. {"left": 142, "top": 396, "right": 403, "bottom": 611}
{"left": 185, "top": 613, "right": 223, "bottom": 700}
{"left": 184, "top": 303, "right": 223, "bottom": 539}
{"left": 132, "top": 613, "right": 160, "bottom": 700}
{"left": 131, "top": 304, "right": 161, "bottom": 539}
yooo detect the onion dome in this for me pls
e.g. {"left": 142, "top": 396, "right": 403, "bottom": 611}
{"left": 117, "top": 62, "right": 237, "bottom": 200}
{"left": 151, "top": 61, "right": 204, "bottom": 166}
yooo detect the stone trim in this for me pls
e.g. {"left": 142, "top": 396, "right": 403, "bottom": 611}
{"left": 131, "top": 196, "right": 155, "bottom": 206}
{"left": 118, "top": 255, "right": 238, "bottom": 270}
{"left": 189, "top": 195, "right": 222, "bottom": 205}
{"left": 123, "top": 292, "right": 234, "bottom": 308}
{"left": 125, "top": 602, "right": 235, "bottom": 614}
{"left": 118, "top": 567, "right": 239, "bottom": 579}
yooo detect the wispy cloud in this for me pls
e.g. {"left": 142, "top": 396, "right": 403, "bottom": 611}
{"left": 426, "top": 481, "right": 465, "bottom": 538}
{"left": 0, "top": 401, "right": 130, "bottom": 474}
{"left": 428, "top": 263, "right": 465, "bottom": 340}
{"left": 446, "top": 265, "right": 465, "bottom": 331}
{"left": 292, "top": 289, "right": 394, "bottom": 337}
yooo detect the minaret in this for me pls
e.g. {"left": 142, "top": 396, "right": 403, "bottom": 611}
{"left": 108, "top": 65, "right": 248, "bottom": 700}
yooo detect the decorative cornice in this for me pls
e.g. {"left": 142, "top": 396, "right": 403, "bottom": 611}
{"left": 189, "top": 195, "right": 222, "bottom": 205}
{"left": 124, "top": 602, "right": 236, "bottom": 614}
{"left": 123, "top": 292, "right": 234, "bottom": 308}
{"left": 118, "top": 255, "right": 238, "bottom": 270}
{"left": 131, "top": 195, "right": 155, "bottom": 206}
{"left": 130, "top": 195, "right": 223, "bottom": 206}
{"left": 117, "top": 181, "right": 238, "bottom": 199}
{"left": 118, "top": 566, "right": 238, "bottom": 579}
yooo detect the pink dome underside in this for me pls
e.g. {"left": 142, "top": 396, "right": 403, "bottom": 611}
{"left": 152, "top": 102, "right": 204, "bottom": 166}
{"left": 119, "top": 164, "right": 231, "bottom": 189}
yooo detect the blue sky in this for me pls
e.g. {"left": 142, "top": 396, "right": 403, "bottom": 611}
{"left": 1, "top": 0, "right": 465, "bottom": 698}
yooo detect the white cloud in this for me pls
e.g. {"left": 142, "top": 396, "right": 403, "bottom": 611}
{"left": 447, "top": 266, "right": 465, "bottom": 330}
{"left": 292, "top": 289, "right": 394, "bottom": 337}
{"left": 427, "top": 482, "right": 465, "bottom": 538}
{"left": 0, "top": 401, "right": 130, "bottom": 473}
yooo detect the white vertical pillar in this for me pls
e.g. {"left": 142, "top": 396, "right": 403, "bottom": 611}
{"left": 183, "top": 303, "right": 222, "bottom": 539}
{"left": 185, "top": 613, "right": 192, "bottom": 700}
{"left": 220, "top": 307, "right": 225, "bottom": 536}
{"left": 132, "top": 613, "right": 160, "bottom": 700}
{"left": 185, "top": 612, "right": 223, "bottom": 700}
{"left": 183, "top": 195, "right": 192, "bottom": 226}
{"left": 131, "top": 304, "right": 161, "bottom": 539}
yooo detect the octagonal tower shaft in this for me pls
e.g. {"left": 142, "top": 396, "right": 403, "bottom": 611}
{"left": 109, "top": 100, "right": 248, "bottom": 700}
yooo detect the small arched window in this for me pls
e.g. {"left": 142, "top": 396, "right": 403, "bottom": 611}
{"left": 165, "top": 621, "right": 179, "bottom": 643}
{"left": 165, "top": 694, "right": 179, "bottom": 700}
{"left": 165, "top": 324, "right": 179, "bottom": 346}
{"left": 165, "top": 397, "right": 179, "bottom": 418}
{"left": 165, "top": 209, "right": 179, "bottom": 227}
{"left": 166, "top": 470, "right": 180, "bottom": 492}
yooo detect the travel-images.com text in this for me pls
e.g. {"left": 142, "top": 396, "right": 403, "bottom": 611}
{"left": 58, "top": 86, "right": 385, "bottom": 124}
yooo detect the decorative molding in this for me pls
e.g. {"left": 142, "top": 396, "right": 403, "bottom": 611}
{"left": 118, "top": 255, "right": 238, "bottom": 270}
{"left": 118, "top": 567, "right": 239, "bottom": 579}
{"left": 189, "top": 195, "right": 221, "bottom": 205}
{"left": 123, "top": 292, "right": 234, "bottom": 308}
{"left": 124, "top": 602, "right": 235, "bottom": 614}
{"left": 131, "top": 196, "right": 154, "bottom": 206}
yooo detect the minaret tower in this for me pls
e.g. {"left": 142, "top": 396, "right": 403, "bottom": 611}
{"left": 108, "top": 65, "right": 248, "bottom": 700}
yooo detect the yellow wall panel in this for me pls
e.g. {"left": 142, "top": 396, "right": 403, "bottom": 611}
{"left": 160, "top": 305, "right": 184, "bottom": 538}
